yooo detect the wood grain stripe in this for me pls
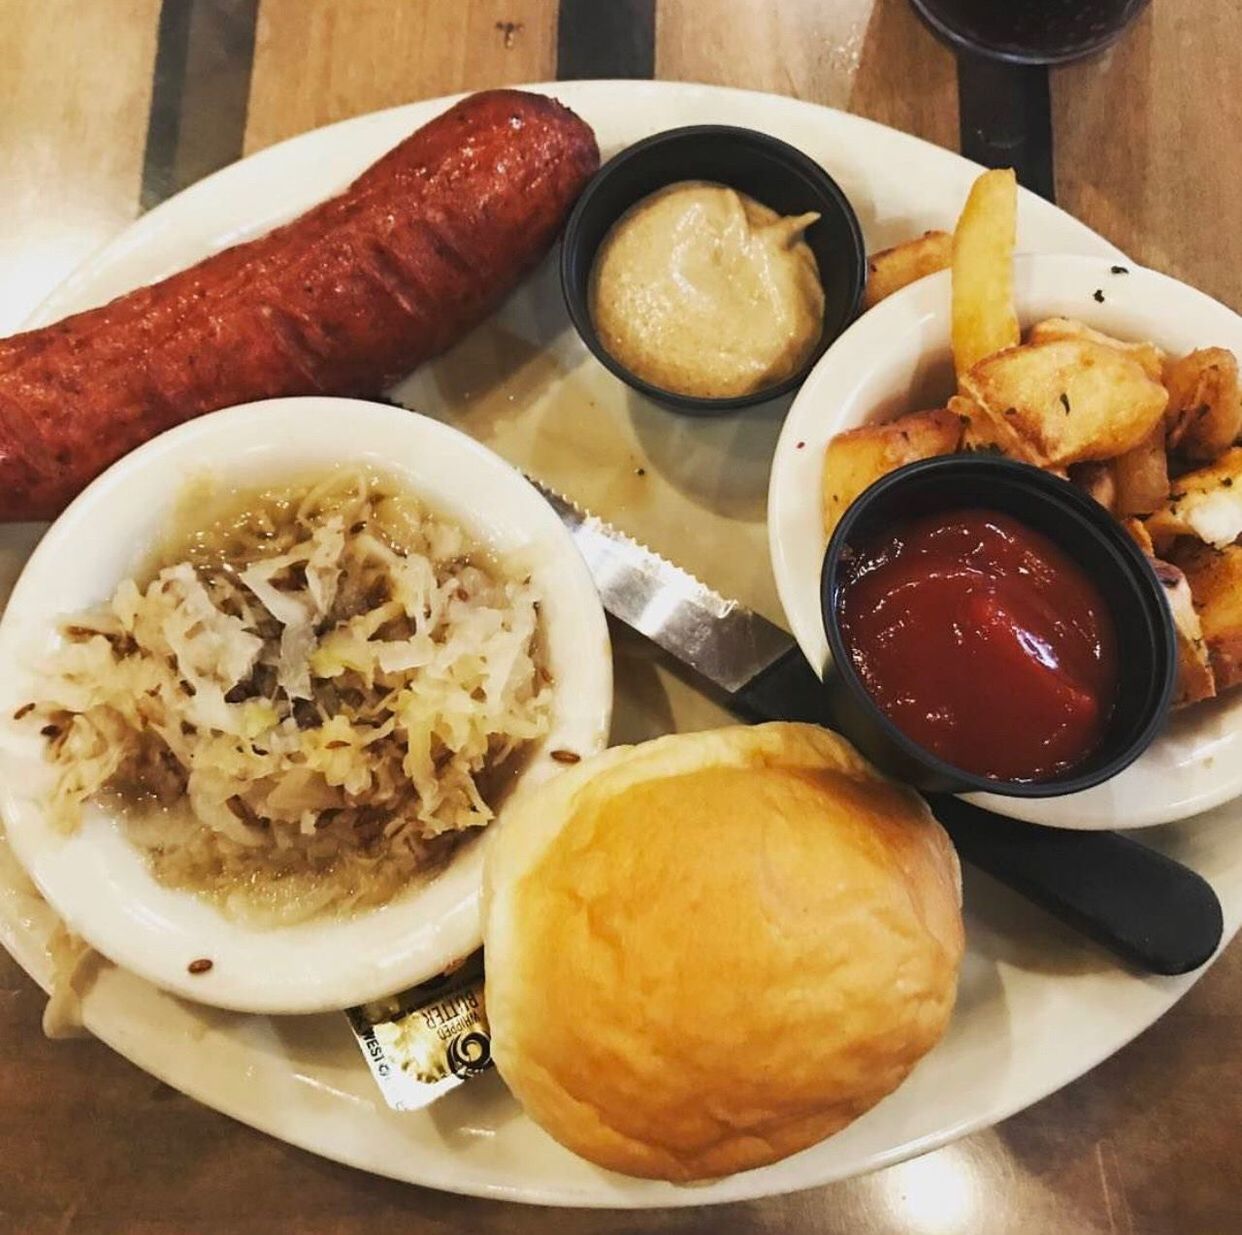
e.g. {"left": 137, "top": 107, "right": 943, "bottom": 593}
{"left": 655, "top": 0, "right": 959, "bottom": 151}
{"left": 958, "top": 58, "right": 1054, "bottom": 200}
{"left": 141, "top": 0, "right": 193, "bottom": 208}
{"left": 141, "top": 0, "right": 259, "bottom": 209}
{"left": 244, "top": 0, "right": 558, "bottom": 154}
{"left": 0, "top": 0, "right": 162, "bottom": 331}
{"left": 557, "top": 0, "right": 655, "bottom": 80}
{"left": 1052, "top": 0, "right": 1242, "bottom": 309}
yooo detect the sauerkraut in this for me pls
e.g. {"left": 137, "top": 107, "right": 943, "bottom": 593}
{"left": 22, "top": 469, "right": 551, "bottom": 924}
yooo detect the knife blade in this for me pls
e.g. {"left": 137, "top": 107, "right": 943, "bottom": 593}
{"left": 530, "top": 477, "right": 1223, "bottom": 976}
{"left": 531, "top": 482, "right": 792, "bottom": 694}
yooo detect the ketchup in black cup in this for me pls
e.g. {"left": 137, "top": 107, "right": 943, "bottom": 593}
{"left": 838, "top": 507, "right": 1120, "bottom": 782}
{"left": 820, "top": 456, "right": 1176, "bottom": 797}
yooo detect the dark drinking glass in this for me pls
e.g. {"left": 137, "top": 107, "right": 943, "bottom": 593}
{"left": 909, "top": 0, "right": 1149, "bottom": 65}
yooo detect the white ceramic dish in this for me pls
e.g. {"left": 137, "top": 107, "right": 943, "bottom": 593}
{"left": 0, "top": 398, "right": 612, "bottom": 1014}
{"left": 0, "top": 81, "right": 1238, "bottom": 1208}
{"left": 770, "top": 253, "right": 1242, "bottom": 831}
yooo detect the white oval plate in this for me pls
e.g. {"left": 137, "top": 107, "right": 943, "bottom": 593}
{"left": 770, "top": 253, "right": 1242, "bottom": 830}
{"left": 1, "top": 82, "right": 1239, "bottom": 1208}
{"left": 0, "top": 399, "right": 611, "bottom": 1013}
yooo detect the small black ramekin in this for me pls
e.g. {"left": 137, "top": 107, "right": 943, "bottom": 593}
{"left": 560, "top": 125, "right": 866, "bottom": 416}
{"left": 819, "top": 455, "right": 1177, "bottom": 796}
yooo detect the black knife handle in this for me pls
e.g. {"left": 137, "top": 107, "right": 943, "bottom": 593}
{"left": 729, "top": 647, "right": 1224, "bottom": 975}
{"left": 733, "top": 646, "right": 836, "bottom": 727}
{"left": 928, "top": 795, "right": 1223, "bottom": 976}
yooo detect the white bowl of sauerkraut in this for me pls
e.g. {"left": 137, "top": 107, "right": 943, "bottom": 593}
{"left": 0, "top": 398, "right": 612, "bottom": 1013}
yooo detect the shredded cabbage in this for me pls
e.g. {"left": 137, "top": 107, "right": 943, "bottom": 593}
{"left": 22, "top": 469, "right": 551, "bottom": 925}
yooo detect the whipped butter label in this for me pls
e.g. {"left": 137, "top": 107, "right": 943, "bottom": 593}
{"left": 345, "top": 952, "right": 491, "bottom": 1111}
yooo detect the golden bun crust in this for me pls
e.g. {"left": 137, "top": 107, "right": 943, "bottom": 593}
{"left": 482, "top": 724, "right": 964, "bottom": 1182}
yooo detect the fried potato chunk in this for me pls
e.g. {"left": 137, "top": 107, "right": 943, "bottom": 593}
{"left": 1069, "top": 461, "right": 1117, "bottom": 512}
{"left": 951, "top": 169, "right": 1019, "bottom": 379}
{"left": 1026, "top": 317, "right": 1165, "bottom": 383}
{"left": 948, "top": 393, "right": 1036, "bottom": 462}
{"left": 1168, "top": 541, "right": 1242, "bottom": 692}
{"left": 822, "top": 409, "right": 965, "bottom": 536}
{"left": 1148, "top": 556, "right": 1217, "bottom": 706}
{"left": 961, "top": 339, "right": 1168, "bottom": 468}
{"left": 1112, "top": 421, "right": 1170, "bottom": 517}
{"left": 1121, "top": 516, "right": 1155, "bottom": 556}
{"left": 863, "top": 231, "right": 953, "bottom": 310}
{"left": 1146, "top": 447, "right": 1242, "bottom": 550}
{"left": 1163, "top": 347, "right": 1242, "bottom": 462}
{"left": 950, "top": 394, "right": 1013, "bottom": 457}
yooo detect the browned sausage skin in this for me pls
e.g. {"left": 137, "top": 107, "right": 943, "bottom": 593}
{"left": 0, "top": 90, "right": 599, "bottom": 521}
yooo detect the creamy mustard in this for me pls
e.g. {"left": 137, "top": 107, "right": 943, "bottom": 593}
{"left": 588, "top": 181, "right": 824, "bottom": 399}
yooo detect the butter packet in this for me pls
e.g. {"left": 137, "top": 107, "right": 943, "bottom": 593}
{"left": 344, "top": 951, "right": 492, "bottom": 1111}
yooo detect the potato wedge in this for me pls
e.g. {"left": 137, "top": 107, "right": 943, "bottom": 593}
{"left": 951, "top": 169, "right": 1019, "bottom": 379}
{"left": 1163, "top": 347, "right": 1242, "bottom": 462}
{"left": 1168, "top": 541, "right": 1242, "bottom": 691}
{"left": 1121, "top": 516, "right": 1155, "bottom": 555}
{"left": 822, "top": 409, "right": 965, "bottom": 536}
{"left": 1148, "top": 556, "right": 1217, "bottom": 706}
{"left": 1112, "top": 421, "right": 1170, "bottom": 516}
{"left": 961, "top": 338, "right": 1168, "bottom": 468}
{"left": 863, "top": 231, "right": 953, "bottom": 310}
{"left": 1026, "top": 317, "right": 1165, "bottom": 383}
{"left": 1146, "top": 447, "right": 1242, "bottom": 550}
{"left": 1069, "top": 461, "right": 1117, "bottom": 512}
{"left": 949, "top": 393, "right": 1015, "bottom": 457}
{"left": 950, "top": 394, "right": 1037, "bottom": 462}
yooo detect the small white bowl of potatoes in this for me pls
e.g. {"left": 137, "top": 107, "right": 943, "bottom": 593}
{"left": 769, "top": 171, "right": 1242, "bottom": 831}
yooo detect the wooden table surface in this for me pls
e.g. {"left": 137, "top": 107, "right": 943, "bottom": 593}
{"left": 2, "top": 1, "right": 1241, "bottom": 1231}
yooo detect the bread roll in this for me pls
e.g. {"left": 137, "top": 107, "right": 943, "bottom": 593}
{"left": 483, "top": 723, "right": 964, "bottom": 1181}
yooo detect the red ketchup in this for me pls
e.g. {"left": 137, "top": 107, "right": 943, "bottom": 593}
{"left": 836, "top": 508, "right": 1118, "bottom": 782}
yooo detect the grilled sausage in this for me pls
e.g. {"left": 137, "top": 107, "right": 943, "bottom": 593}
{"left": 0, "top": 90, "right": 599, "bottom": 521}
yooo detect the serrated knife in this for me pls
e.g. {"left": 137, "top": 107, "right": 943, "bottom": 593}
{"left": 531, "top": 478, "right": 1224, "bottom": 976}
